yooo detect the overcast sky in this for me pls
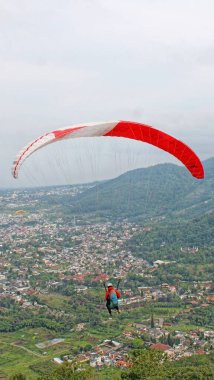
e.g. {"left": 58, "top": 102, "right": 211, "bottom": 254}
{"left": 0, "top": 0, "right": 213, "bottom": 188}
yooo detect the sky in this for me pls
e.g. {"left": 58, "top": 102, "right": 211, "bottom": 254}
{"left": 0, "top": 0, "right": 213, "bottom": 187}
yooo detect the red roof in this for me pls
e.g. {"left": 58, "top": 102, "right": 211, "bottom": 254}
{"left": 150, "top": 343, "right": 171, "bottom": 351}
{"left": 116, "top": 361, "right": 130, "bottom": 368}
{"left": 196, "top": 349, "right": 206, "bottom": 355}
{"left": 207, "top": 295, "right": 214, "bottom": 302}
{"left": 91, "top": 274, "right": 109, "bottom": 282}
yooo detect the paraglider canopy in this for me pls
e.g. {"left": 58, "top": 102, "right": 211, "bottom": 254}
{"left": 12, "top": 120, "right": 204, "bottom": 180}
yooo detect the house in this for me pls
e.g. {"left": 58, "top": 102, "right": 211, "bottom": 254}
{"left": 150, "top": 343, "right": 171, "bottom": 351}
{"left": 102, "top": 340, "right": 122, "bottom": 349}
{"left": 204, "top": 331, "right": 214, "bottom": 339}
{"left": 116, "top": 360, "right": 130, "bottom": 368}
{"left": 196, "top": 349, "right": 206, "bottom": 355}
{"left": 53, "top": 357, "right": 63, "bottom": 365}
{"left": 76, "top": 323, "right": 85, "bottom": 332}
{"left": 207, "top": 295, "right": 214, "bottom": 303}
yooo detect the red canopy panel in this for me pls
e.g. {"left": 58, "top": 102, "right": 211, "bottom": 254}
{"left": 104, "top": 121, "right": 204, "bottom": 179}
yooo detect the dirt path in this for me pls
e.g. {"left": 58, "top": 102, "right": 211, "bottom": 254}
{"left": 11, "top": 342, "right": 43, "bottom": 357}
{"left": 0, "top": 340, "right": 43, "bottom": 358}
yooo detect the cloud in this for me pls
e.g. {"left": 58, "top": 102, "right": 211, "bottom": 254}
{"left": 0, "top": 0, "right": 213, "bottom": 187}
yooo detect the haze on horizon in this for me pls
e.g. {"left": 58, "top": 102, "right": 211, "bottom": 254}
{"left": 0, "top": 0, "right": 214, "bottom": 188}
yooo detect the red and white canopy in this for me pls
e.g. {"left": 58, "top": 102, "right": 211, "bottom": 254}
{"left": 12, "top": 120, "right": 204, "bottom": 179}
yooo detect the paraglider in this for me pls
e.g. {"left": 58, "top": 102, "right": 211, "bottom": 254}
{"left": 104, "top": 281, "right": 121, "bottom": 318}
{"left": 12, "top": 120, "right": 204, "bottom": 180}
{"left": 11, "top": 122, "right": 205, "bottom": 320}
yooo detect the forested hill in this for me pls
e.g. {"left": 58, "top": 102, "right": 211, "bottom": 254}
{"left": 124, "top": 210, "right": 214, "bottom": 285}
{"left": 126, "top": 210, "right": 214, "bottom": 263}
{"left": 71, "top": 157, "right": 214, "bottom": 221}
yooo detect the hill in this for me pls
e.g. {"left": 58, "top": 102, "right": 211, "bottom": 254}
{"left": 126, "top": 210, "right": 214, "bottom": 264}
{"left": 70, "top": 157, "right": 214, "bottom": 221}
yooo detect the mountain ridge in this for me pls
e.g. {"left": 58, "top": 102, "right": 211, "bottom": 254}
{"left": 70, "top": 157, "right": 214, "bottom": 221}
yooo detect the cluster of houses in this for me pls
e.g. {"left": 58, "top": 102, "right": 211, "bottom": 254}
{"left": 0, "top": 198, "right": 213, "bottom": 312}
{"left": 51, "top": 325, "right": 214, "bottom": 369}
{"left": 0, "top": 187, "right": 213, "bottom": 369}
{"left": 0, "top": 189, "right": 152, "bottom": 297}
{"left": 53, "top": 339, "right": 130, "bottom": 369}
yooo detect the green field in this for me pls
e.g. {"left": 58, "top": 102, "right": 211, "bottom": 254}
{"left": 0, "top": 300, "right": 188, "bottom": 379}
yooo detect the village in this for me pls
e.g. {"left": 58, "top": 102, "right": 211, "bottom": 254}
{"left": 53, "top": 325, "right": 214, "bottom": 369}
{"left": 0, "top": 187, "right": 213, "bottom": 373}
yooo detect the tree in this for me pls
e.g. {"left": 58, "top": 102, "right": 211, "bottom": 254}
{"left": 39, "top": 362, "right": 98, "bottom": 380}
{"left": 150, "top": 313, "right": 155, "bottom": 328}
{"left": 129, "top": 338, "right": 144, "bottom": 349}
{"left": 121, "top": 350, "right": 214, "bottom": 380}
{"left": 165, "top": 365, "right": 214, "bottom": 379}
{"left": 121, "top": 349, "right": 168, "bottom": 380}
{"left": 10, "top": 374, "right": 27, "bottom": 380}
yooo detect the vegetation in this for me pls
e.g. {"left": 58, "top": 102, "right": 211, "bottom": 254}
{"left": 121, "top": 350, "right": 214, "bottom": 380}
{"left": 68, "top": 158, "right": 214, "bottom": 221}
{"left": 13, "top": 351, "right": 214, "bottom": 380}
{"left": 187, "top": 305, "right": 214, "bottom": 327}
{"left": 38, "top": 362, "right": 97, "bottom": 380}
